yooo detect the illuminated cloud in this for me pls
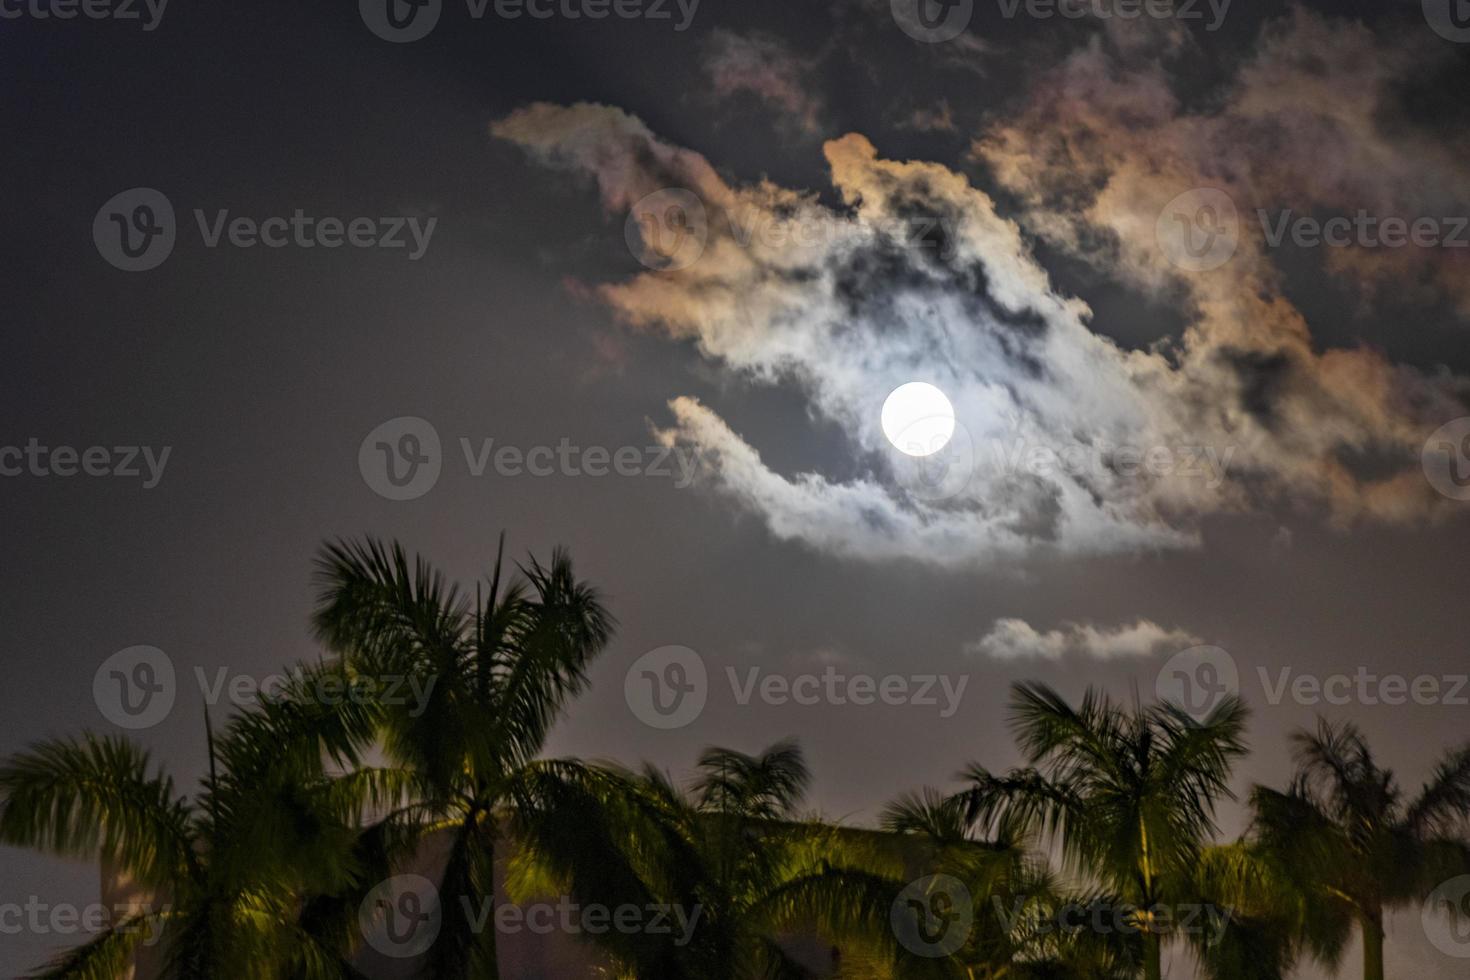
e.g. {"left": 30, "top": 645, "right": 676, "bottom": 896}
{"left": 977, "top": 10, "right": 1470, "bottom": 321}
{"left": 966, "top": 618, "right": 1204, "bottom": 662}
{"left": 493, "top": 12, "right": 1469, "bottom": 568}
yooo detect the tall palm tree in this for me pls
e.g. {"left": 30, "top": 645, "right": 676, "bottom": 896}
{"left": 1249, "top": 720, "right": 1470, "bottom": 980}
{"left": 0, "top": 668, "right": 387, "bottom": 979}
{"left": 309, "top": 536, "right": 615, "bottom": 980}
{"left": 957, "top": 683, "right": 1249, "bottom": 980}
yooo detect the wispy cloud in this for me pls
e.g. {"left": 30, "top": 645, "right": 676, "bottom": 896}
{"left": 976, "top": 8, "right": 1470, "bottom": 319}
{"left": 704, "top": 30, "right": 825, "bottom": 134}
{"left": 902, "top": 100, "right": 957, "bottom": 133}
{"left": 966, "top": 618, "right": 1204, "bottom": 662}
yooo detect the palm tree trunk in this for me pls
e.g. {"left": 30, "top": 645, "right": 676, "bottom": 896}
{"left": 1139, "top": 816, "right": 1161, "bottom": 980}
{"left": 481, "top": 815, "right": 502, "bottom": 980}
{"left": 1361, "top": 913, "right": 1385, "bottom": 980}
{"left": 1143, "top": 931, "right": 1163, "bottom": 980}
{"left": 484, "top": 919, "right": 500, "bottom": 980}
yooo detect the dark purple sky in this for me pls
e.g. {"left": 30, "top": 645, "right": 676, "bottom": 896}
{"left": 3, "top": 1, "right": 1470, "bottom": 975}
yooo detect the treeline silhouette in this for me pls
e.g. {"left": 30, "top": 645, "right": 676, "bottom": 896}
{"left": 3, "top": 538, "right": 1467, "bottom": 980}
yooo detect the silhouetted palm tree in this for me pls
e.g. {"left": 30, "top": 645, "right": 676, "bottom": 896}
{"left": 0, "top": 669, "right": 387, "bottom": 979}
{"left": 310, "top": 536, "right": 615, "bottom": 980}
{"left": 511, "top": 739, "right": 910, "bottom": 979}
{"left": 879, "top": 788, "right": 1139, "bottom": 979}
{"left": 1186, "top": 840, "right": 1307, "bottom": 980}
{"left": 957, "top": 683, "right": 1249, "bottom": 980}
{"left": 1249, "top": 720, "right": 1470, "bottom": 980}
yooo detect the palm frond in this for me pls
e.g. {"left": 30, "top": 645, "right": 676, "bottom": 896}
{"left": 695, "top": 739, "right": 811, "bottom": 820}
{"left": 1406, "top": 743, "right": 1470, "bottom": 837}
{"left": 22, "top": 914, "right": 162, "bottom": 980}
{"left": 0, "top": 735, "right": 195, "bottom": 888}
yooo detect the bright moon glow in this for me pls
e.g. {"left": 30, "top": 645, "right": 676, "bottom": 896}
{"left": 881, "top": 382, "right": 955, "bottom": 457}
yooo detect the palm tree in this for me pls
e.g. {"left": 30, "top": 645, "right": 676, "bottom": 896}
{"left": 957, "top": 683, "right": 1249, "bottom": 980}
{"left": 0, "top": 668, "right": 387, "bottom": 979}
{"left": 879, "top": 789, "right": 1138, "bottom": 979}
{"left": 510, "top": 739, "right": 911, "bottom": 979}
{"left": 309, "top": 536, "right": 615, "bottom": 980}
{"left": 1186, "top": 840, "right": 1309, "bottom": 980}
{"left": 1249, "top": 720, "right": 1470, "bottom": 980}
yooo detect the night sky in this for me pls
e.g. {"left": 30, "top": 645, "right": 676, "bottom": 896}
{"left": 3, "top": 0, "right": 1470, "bottom": 975}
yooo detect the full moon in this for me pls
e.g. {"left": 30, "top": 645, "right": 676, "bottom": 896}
{"left": 881, "top": 382, "right": 955, "bottom": 457}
